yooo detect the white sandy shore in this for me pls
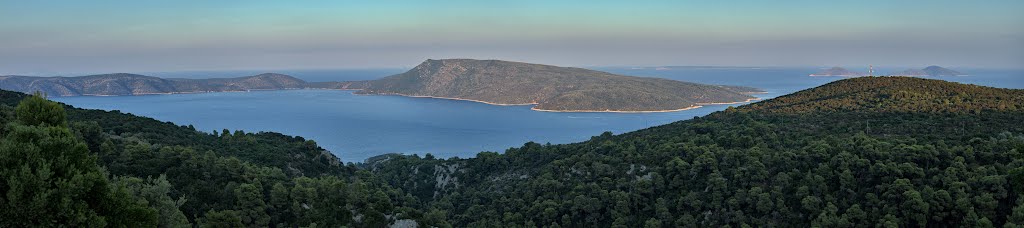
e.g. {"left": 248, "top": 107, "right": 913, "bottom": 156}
{"left": 72, "top": 87, "right": 761, "bottom": 113}
{"left": 396, "top": 94, "right": 539, "bottom": 106}
{"left": 530, "top": 106, "right": 704, "bottom": 113}
{"left": 696, "top": 97, "right": 762, "bottom": 105}
{"left": 355, "top": 91, "right": 761, "bottom": 113}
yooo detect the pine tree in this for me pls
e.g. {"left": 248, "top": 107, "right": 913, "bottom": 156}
{"left": 0, "top": 94, "right": 157, "bottom": 227}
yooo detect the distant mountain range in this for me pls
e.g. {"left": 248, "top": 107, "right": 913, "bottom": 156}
{"left": 808, "top": 67, "right": 866, "bottom": 77}
{"left": 0, "top": 73, "right": 305, "bottom": 96}
{"left": 894, "top": 66, "right": 965, "bottom": 76}
{"left": 321, "top": 59, "right": 763, "bottom": 112}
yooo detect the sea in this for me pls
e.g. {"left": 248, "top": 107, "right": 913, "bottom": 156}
{"left": 52, "top": 67, "right": 1024, "bottom": 163}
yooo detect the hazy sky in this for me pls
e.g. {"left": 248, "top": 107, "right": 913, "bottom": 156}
{"left": 1, "top": 0, "right": 1022, "bottom": 75}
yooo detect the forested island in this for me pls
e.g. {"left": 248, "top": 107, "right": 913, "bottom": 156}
{"left": 2, "top": 76, "right": 1023, "bottom": 227}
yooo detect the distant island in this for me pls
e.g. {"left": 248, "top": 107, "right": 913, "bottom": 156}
{"left": 1, "top": 59, "right": 763, "bottom": 112}
{"left": 808, "top": 67, "right": 866, "bottom": 77}
{"left": 315, "top": 59, "right": 763, "bottom": 112}
{"left": 0, "top": 73, "right": 305, "bottom": 96}
{"left": 894, "top": 66, "right": 965, "bottom": 76}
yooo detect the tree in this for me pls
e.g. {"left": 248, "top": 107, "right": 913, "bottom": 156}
{"left": 201, "top": 210, "right": 245, "bottom": 228}
{"left": 115, "top": 175, "right": 191, "bottom": 227}
{"left": 1005, "top": 198, "right": 1024, "bottom": 228}
{"left": 234, "top": 183, "right": 271, "bottom": 227}
{"left": 14, "top": 92, "right": 66, "bottom": 127}
{"left": 0, "top": 94, "right": 156, "bottom": 227}
{"left": 643, "top": 218, "right": 662, "bottom": 228}
{"left": 902, "top": 189, "right": 930, "bottom": 226}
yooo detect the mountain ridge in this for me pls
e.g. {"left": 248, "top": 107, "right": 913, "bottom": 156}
{"left": 0, "top": 73, "right": 307, "bottom": 97}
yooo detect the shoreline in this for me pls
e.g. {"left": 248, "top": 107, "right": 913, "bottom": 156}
{"left": 529, "top": 105, "right": 704, "bottom": 113}
{"left": 362, "top": 91, "right": 760, "bottom": 113}
{"left": 696, "top": 97, "right": 761, "bottom": 105}
{"left": 373, "top": 93, "right": 539, "bottom": 106}
{"left": 65, "top": 88, "right": 307, "bottom": 97}
{"left": 62, "top": 88, "right": 762, "bottom": 113}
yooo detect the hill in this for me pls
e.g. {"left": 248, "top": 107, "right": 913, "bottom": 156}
{"left": 0, "top": 89, "right": 435, "bottom": 227}
{"left": 0, "top": 73, "right": 307, "bottom": 97}
{"left": 744, "top": 76, "right": 1022, "bottom": 113}
{"left": 808, "top": 66, "right": 867, "bottom": 77}
{"left": 330, "top": 59, "right": 762, "bottom": 112}
{"left": 895, "top": 66, "right": 965, "bottom": 76}
{"left": 368, "top": 77, "right": 1024, "bottom": 227}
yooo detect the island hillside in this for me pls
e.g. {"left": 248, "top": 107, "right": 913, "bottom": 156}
{"left": 894, "top": 65, "right": 965, "bottom": 76}
{"left": 808, "top": 66, "right": 866, "bottom": 77}
{"left": 323, "top": 59, "right": 762, "bottom": 112}
{"left": 0, "top": 73, "right": 306, "bottom": 96}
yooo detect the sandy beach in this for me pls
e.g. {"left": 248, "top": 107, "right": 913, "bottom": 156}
{"left": 355, "top": 91, "right": 761, "bottom": 113}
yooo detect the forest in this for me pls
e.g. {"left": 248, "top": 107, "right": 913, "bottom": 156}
{"left": 1, "top": 76, "right": 1022, "bottom": 227}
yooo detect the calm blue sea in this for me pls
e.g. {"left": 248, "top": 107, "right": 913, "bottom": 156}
{"left": 53, "top": 67, "right": 1024, "bottom": 162}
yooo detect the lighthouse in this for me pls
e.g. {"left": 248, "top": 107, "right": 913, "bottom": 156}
{"left": 869, "top": 65, "right": 874, "bottom": 76}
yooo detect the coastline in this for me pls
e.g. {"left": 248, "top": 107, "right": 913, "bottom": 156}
{"left": 529, "top": 105, "right": 703, "bottom": 113}
{"left": 361, "top": 91, "right": 761, "bottom": 113}
{"left": 696, "top": 97, "right": 761, "bottom": 105}
{"left": 63, "top": 88, "right": 762, "bottom": 113}
{"left": 64, "top": 88, "right": 307, "bottom": 97}
{"left": 379, "top": 93, "right": 539, "bottom": 106}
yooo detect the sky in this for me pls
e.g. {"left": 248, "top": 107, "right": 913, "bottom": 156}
{"left": 1, "top": 0, "right": 1022, "bottom": 75}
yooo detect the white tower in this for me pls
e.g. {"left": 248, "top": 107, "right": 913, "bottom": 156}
{"left": 869, "top": 65, "right": 874, "bottom": 76}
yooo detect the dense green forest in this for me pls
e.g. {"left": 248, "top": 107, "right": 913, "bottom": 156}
{"left": 368, "top": 77, "right": 1024, "bottom": 227}
{"left": 2, "top": 77, "right": 1022, "bottom": 227}
{"left": 0, "top": 91, "right": 445, "bottom": 227}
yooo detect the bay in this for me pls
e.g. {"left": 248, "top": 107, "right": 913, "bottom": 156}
{"left": 52, "top": 67, "right": 1023, "bottom": 162}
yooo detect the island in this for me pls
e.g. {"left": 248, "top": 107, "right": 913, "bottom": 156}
{"left": 894, "top": 65, "right": 965, "bottom": 76}
{"left": 316, "top": 59, "right": 763, "bottom": 112}
{"left": 808, "top": 66, "right": 866, "bottom": 77}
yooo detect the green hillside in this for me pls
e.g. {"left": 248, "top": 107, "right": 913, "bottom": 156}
{"left": 0, "top": 91, "right": 444, "bottom": 227}
{"left": 368, "top": 76, "right": 1024, "bottom": 227}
